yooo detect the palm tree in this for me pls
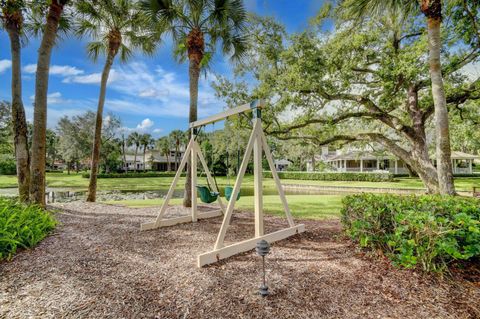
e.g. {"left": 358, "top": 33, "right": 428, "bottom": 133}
{"left": 76, "top": 0, "right": 156, "bottom": 202}
{"left": 341, "top": 0, "right": 455, "bottom": 195}
{"left": 127, "top": 132, "right": 142, "bottom": 172}
{"left": 141, "top": 0, "right": 248, "bottom": 206}
{"left": 140, "top": 133, "right": 155, "bottom": 172}
{"left": 30, "top": 0, "right": 70, "bottom": 206}
{"left": 157, "top": 136, "right": 172, "bottom": 172}
{"left": 169, "top": 129, "right": 184, "bottom": 171}
{"left": 121, "top": 133, "right": 128, "bottom": 172}
{"left": 1, "top": 0, "right": 30, "bottom": 202}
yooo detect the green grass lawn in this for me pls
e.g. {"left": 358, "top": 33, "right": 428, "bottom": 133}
{"left": 0, "top": 172, "right": 479, "bottom": 191}
{"left": 103, "top": 194, "right": 344, "bottom": 220}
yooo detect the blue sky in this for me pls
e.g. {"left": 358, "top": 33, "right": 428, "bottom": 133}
{"left": 0, "top": 0, "right": 327, "bottom": 137}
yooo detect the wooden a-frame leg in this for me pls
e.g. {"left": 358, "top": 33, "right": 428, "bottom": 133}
{"left": 194, "top": 142, "right": 226, "bottom": 214}
{"left": 253, "top": 119, "right": 264, "bottom": 237}
{"left": 191, "top": 140, "right": 198, "bottom": 222}
{"left": 214, "top": 121, "right": 260, "bottom": 250}
{"left": 260, "top": 130, "right": 295, "bottom": 227}
{"left": 141, "top": 138, "right": 194, "bottom": 230}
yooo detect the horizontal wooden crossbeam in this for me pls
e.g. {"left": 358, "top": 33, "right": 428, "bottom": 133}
{"left": 141, "top": 210, "right": 223, "bottom": 231}
{"left": 189, "top": 100, "right": 264, "bottom": 129}
{"left": 197, "top": 224, "right": 305, "bottom": 267}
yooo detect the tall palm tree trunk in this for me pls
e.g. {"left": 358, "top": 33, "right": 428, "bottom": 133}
{"left": 422, "top": 0, "right": 455, "bottom": 195}
{"left": 122, "top": 134, "right": 127, "bottom": 172}
{"left": 6, "top": 15, "right": 30, "bottom": 202}
{"left": 30, "top": 1, "right": 65, "bottom": 206}
{"left": 143, "top": 147, "right": 146, "bottom": 172}
{"left": 184, "top": 57, "right": 200, "bottom": 207}
{"left": 175, "top": 144, "right": 179, "bottom": 171}
{"left": 133, "top": 146, "right": 138, "bottom": 172}
{"left": 87, "top": 53, "right": 115, "bottom": 202}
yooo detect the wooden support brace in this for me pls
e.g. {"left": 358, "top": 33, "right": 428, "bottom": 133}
{"left": 260, "top": 130, "right": 295, "bottom": 227}
{"left": 253, "top": 118, "right": 264, "bottom": 237}
{"left": 191, "top": 140, "right": 198, "bottom": 222}
{"left": 214, "top": 121, "right": 260, "bottom": 250}
{"left": 141, "top": 210, "right": 223, "bottom": 230}
{"left": 198, "top": 224, "right": 305, "bottom": 267}
{"left": 140, "top": 138, "right": 194, "bottom": 231}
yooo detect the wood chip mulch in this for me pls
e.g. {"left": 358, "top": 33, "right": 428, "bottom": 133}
{"left": 0, "top": 202, "right": 479, "bottom": 319}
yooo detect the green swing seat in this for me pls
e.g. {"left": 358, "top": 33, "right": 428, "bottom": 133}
{"left": 224, "top": 186, "right": 240, "bottom": 201}
{"left": 196, "top": 185, "right": 220, "bottom": 204}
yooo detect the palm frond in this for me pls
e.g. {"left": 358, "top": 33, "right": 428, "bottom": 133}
{"left": 339, "top": 0, "right": 418, "bottom": 22}
{"left": 86, "top": 41, "right": 107, "bottom": 62}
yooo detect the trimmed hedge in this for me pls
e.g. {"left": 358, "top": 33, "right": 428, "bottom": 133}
{"left": 263, "top": 171, "right": 394, "bottom": 182}
{"left": 341, "top": 194, "right": 480, "bottom": 273}
{"left": 46, "top": 169, "right": 64, "bottom": 173}
{"left": 0, "top": 158, "right": 16, "bottom": 175}
{"left": 81, "top": 171, "right": 185, "bottom": 178}
{"left": 0, "top": 197, "right": 57, "bottom": 261}
{"left": 394, "top": 173, "right": 480, "bottom": 178}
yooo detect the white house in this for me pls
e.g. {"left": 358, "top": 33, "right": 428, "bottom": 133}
{"left": 274, "top": 159, "right": 292, "bottom": 172}
{"left": 123, "top": 148, "right": 185, "bottom": 172}
{"left": 307, "top": 147, "right": 478, "bottom": 174}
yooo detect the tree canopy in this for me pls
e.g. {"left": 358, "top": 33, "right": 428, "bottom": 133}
{"left": 214, "top": 5, "right": 480, "bottom": 192}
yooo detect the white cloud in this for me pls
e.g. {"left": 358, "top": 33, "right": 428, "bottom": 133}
{"left": 21, "top": 59, "right": 225, "bottom": 122}
{"left": 63, "top": 69, "right": 120, "bottom": 84}
{"left": 29, "top": 91, "right": 68, "bottom": 105}
{"left": 23, "top": 64, "right": 84, "bottom": 76}
{"left": 24, "top": 104, "right": 92, "bottom": 129}
{"left": 136, "top": 118, "right": 154, "bottom": 130}
{"left": 64, "top": 73, "right": 102, "bottom": 84}
{"left": 120, "top": 120, "right": 161, "bottom": 135}
{"left": 0, "top": 59, "right": 12, "bottom": 74}
{"left": 23, "top": 64, "right": 37, "bottom": 73}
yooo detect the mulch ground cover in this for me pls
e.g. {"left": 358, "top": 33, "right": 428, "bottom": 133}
{"left": 0, "top": 202, "right": 478, "bottom": 319}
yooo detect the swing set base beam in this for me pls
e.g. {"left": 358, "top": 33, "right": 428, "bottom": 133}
{"left": 197, "top": 224, "right": 305, "bottom": 267}
{"left": 141, "top": 209, "right": 223, "bottom": 231}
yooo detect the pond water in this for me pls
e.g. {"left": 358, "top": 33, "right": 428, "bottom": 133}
{"left": 0, "top": 186, "right": 342, "bottom": 203}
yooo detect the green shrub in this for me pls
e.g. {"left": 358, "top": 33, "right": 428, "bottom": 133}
{"left": 341, "top": 194, "right": 480, "bottom": 272}
{"left": 0, "top": 158, "right": 16, "bottom": 175}
{"left": 0, "top": 197, "right": 57, "bottom": 261}
{"left": 45, "top": 169, "right": 64, "bottom": 173}
{"left": 263, "top": 171, "right": 394, "bottom": 182}
{"left": 81, "top": 171, "right": 186, "bottom": 178}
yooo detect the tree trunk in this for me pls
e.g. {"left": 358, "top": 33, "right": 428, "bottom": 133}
{"left": 184, "top": 58, "right": 200, "bottom": 207}
{"left": 87, "top": 53, "right": 115, "bottom": 202}
{"left": 409, "top": 145, "right": 439, "bottom": 193}
{"left": 175, "top": 144, "right": 179, "bottom": 171}
{"left": 143, "top": 147, "right": 146, "bottom": 172}
{"left": 426, "top": 16, "right": 455, "bottom": 195}
{"left": 167, "top": 153, "right": 170, "bottom": 172}
{"left": 6, "top": 21, "right": 30, "bottom": 202}
{"left": 311, "top": 154, "right": 316, "bottom": 172}
{"left": 133, "top": 146, "right": 138, "bottom": 172}
{"left": 122, "top": 135, "right": 127, "bottom": 172}
{"left": 30, "top": 2, "right": 65, "bottom": 206}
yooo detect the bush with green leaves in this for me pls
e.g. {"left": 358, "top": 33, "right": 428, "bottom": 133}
{"left": 82, "top": 171, "right": 186, "bottom": 178}
{"left": 263, "top": 171, "right": 394, "bottom": 182}
{"left": 0, "top": 197, "right": 57, "bottom": 261}
{"left": 341, "top": 194, "right": 480, "bottom": 272}
{"left": 0, "top": 157, "right": 16, "bottom": 175}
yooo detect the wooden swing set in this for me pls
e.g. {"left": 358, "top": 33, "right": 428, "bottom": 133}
{"left": 141, "top": 100, "right": 305, "bottom": 267}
